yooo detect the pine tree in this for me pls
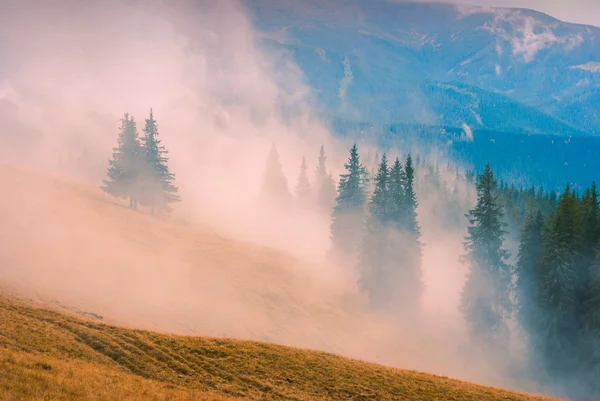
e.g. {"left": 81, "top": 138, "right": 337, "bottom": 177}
{"left": 261, "top": 143, "right": 292, "bottom": 210}
{"left": 515, "top": 198, "right": 545, "bottom": 373}
{"left": 101, "top": 113, "right": 143, "bottom": 209}
{"left": 358, "top": 154, "right": 391, "bottom": 307}
{"left": 460, "top": 163, "right": 512, "bottom": 354}
{"left": 388, "top": 158, "right": 406, "bottom": 228}
{"left": 535, "top": 184, "right": 582, "bottom": 387}
{"left": 314, "top": 146, "right": 336, "bottom": 213}
{"left": 403, "top": 155, "right": 420, "bottom": 236}
{"left": 395, "top": 154, "right": 424, "bottom": 311}
{"left": 576, "top": 185, "right": 600, "bottom": 396}
{"left": 295, "top": 156, "right": 311, "bottom": 208}
{"left": 584, "top": 252, "right": 600, "bottom": 394}
{"left": 330, "top": 144, "right": 368, "bottom": 268}
{"left": 579, "top": 183, "right": 600, "bottom": 302}
{"left": 515, "top": 199, "right": 544, "bottom": 329}
{"left": 139, "top": 109, "right": 180, "bottom": 214}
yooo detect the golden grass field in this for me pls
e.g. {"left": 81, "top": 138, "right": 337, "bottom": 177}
{"left": 0, "top": 164, "right": 557, "bottom": 400}
{"left": 0, "top": 295, "right": 555, "bottom": 401}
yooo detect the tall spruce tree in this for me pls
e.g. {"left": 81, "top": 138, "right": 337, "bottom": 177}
{"left": 584, "top": 251, "right": 600, "bottom": 395}
{"left": 330, "top": 144, "right": 368, "bottom": 268}
{"left": 314, "top": 145, "right": 337, "bottom": 213}
{"left": 460, "top": 163, "right": 512, "bottom": 354}
{"left": 403, "top": 155, "right": 420, "bottom": 236}
{"left": 580, "top": 186, "right": 600, "bottom": 396}
{"left": 579, "top": 183, "right": 600, "bottom": 305}
{"left": 357, "top": 154, "right": 424, "bottom": 312}
{"left": 535, "top": 184, "right": 582, "bottom": 388}
{"left": 515, "top": 199, "right": 544, "bottom": 331}
{"left": 101, "top": 113, "right": 143, "bottom": 209}
{"left": 396, "top": 154, "right": 424, "bottom": 311}
{"left": 139, "top": 109, "right": 180, "bottom": 214}
{"left": 295, "top": 156, "right": 311, "bottom": 208}
{"left": 515, "top": 198, "right": 545, "bottom": 374}
{"left": 388, "top": 158, "right": 406, "bottom": 228}
{"left": 358, "top": 154, "right": 391, "bottom": 307}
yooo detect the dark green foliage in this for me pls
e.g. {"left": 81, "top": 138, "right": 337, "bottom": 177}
{"left": 460, "top": 164, "right": 511, "bottom": 354}
{"left": 584, "top": 252, "right": 600, "bottom": 394}
{"left": 139, "top": 109, "right": 180, "bottom": 214}
{"left": 515, "top": 199, "right": 544, "bottom": 332}
{"left": 514, "top": 198, "right": 544, "bottom": 374}
{"left": 510, "top": 180, "right": 600, "bottom": 399}
{"left": 101, "top": 113, "right": 143, "bottom": 209}
{"left": 330, "top": 144, "right": 368, "bottom": 267}
{"left": 403, "top": 155, "right": 420, "bottom": 237}
{"left": 579, "top": 184, "right": 600, "bottom": 304}
{"left": 533, "top": 185, "right": 585, "bottom": 395}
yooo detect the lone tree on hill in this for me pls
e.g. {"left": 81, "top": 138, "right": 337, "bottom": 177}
{"left": 102, "top": 110, "right": 180, "bottom": 214}
{"left": 139, "top": 109, "right": 180, "bottom": 214}
{"left": 101, "top": 113, "right": 143, "bottom": 209}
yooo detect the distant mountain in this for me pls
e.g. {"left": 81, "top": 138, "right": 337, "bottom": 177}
{"left": 245, "top": 0, "right": 600, "bottom": 135}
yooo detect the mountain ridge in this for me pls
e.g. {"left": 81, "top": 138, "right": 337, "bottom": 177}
{"left": 246, "top": 0, "right": 600, "bottom": 135}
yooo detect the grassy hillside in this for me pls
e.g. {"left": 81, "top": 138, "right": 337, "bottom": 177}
{"left": 0, "top": 295, "right": 554, "bottom": 401}
{"left": 0, "top": 164, "right": 556, "bottom": 400}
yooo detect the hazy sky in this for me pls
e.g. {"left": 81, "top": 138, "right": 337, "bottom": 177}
{"left": 444, "top": 0, "right": 600, "bottom": 27}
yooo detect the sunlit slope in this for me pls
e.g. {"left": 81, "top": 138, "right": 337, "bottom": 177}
{"left": 0, "top": 295, "right": 554, "bottom": 401}
{"left": 0, "top": 163, "right": 359, "bottom": 351}
{"left": 0, "top": 164, "right": 552, "bottom": 399}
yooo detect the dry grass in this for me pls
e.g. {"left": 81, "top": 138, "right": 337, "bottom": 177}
{"left": 0, "top": 163, "right": 557, "bottom": 400}
{"left": 0, "top": 350, "right": 233, "bottom": 401}
{"left": 0, "top": 295, "right": 555, "bottom": 401}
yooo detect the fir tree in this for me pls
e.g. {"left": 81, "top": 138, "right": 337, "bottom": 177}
{"left": 396, "top": 154, "right": 424, "bottom": 311}
{"left": 579, "top": 186, "right": 600, "bottom": 396}
{"left": 403, "top": 155, "right": 420, "bottom": 236}
{"left": 535, "top": 184, "right": 582, "bottom": 386}
{"left": 330, "top": 144, "right": 368, "bottom": 268}
{"left": 515, "top": 199, "right": 544, "bottom": 330}
{"left": 357, "top": 154, "right": 424, "bottom": 312}
{"left": 579, "top": 183, "right": 600, "bottom": 303}
{"left": 101, "top": 113, "right": 143, "bottom": 209}
{"left": 515, "top": 198, "right": 545, "bottom": 374}
{"left": 295, "top": 156, "right": 311, "bottom": 208}
{"left": 139, "top": 109, "right": 180, "bottom": 214}
{"left": 388, "top": 158, "right": 406, "bottom": 228}
{"left": 583, "top": 252, "right": 600, "bottom": 394}
{"left": 358, "top": 154, "right": 391, "bottom": 307}
{"left": 261, "top": 143, "right": 292, "bottom": 210}
{"left": 460, "top": 163, "right": 512, "bottom": 354}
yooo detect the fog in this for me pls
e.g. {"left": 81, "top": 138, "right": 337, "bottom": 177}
{"left": 0, "top": 0, "right": 526, "bottom": 394}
